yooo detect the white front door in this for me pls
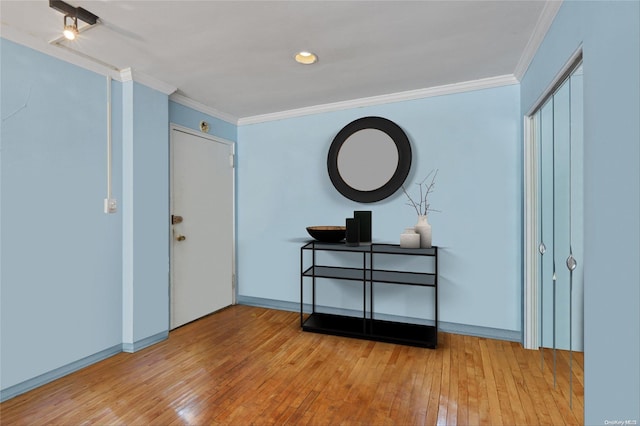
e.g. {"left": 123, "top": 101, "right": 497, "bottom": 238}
{"left": 170, "top": 127, "right": 234, "bottom": 329}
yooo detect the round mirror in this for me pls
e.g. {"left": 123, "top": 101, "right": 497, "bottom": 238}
{"left": 327, "top": 116, "right": 412, "bottom": 203}
{"left": 337, "top": 128, "right": 399, "bottom": 191}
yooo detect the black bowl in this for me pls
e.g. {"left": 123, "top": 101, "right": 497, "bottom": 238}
{"left": 306, "top": 226, "right": 346, "bottom": 243}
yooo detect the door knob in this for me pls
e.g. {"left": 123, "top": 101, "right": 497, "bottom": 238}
{"left": 566, "top": 254, "right": 577, "bottom": 271}
{"left": 172, "top": 215, "right": 183, "bottom": 225}
{"left": 176, "top": 235, "right": 186, "bottom": 242}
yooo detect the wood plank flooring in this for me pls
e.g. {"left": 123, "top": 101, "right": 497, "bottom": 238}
{"left": 0, "top": 305, "right": 583, "bottom": 425}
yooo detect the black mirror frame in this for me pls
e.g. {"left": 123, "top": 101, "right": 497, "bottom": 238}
{"left": 327, "top": 116, "right": 412, "bottom": 203}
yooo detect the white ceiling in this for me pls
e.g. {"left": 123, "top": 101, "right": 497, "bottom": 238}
{"left": 0, "top": 1, "right": 558, "bottom": 122}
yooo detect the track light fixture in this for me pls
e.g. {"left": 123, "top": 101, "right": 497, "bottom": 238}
{"left": 63, "top": 14, "right": 78, "bottom": 40}
{"left": 49, "top": 0, "right": 98, "bottom": 40}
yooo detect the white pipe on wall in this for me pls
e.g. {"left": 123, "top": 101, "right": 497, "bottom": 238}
{"left": 104, "top": 75, "right": 116, "bottom": 213}
{"left": 107, "top": 75, "right": 112, "bottom": 198}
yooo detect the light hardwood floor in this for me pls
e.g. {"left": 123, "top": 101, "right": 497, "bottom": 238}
{"left": 0, "top": 305, "right": 583, "bottom": 425}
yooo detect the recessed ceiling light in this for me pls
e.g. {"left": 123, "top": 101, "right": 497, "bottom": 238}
{"left": 295, "top": 51, "right": 318, "bottom": 65}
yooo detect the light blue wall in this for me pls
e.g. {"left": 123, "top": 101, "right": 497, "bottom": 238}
{"left": 521, "top": 1, "right": 640, "bottom": 423}
{"left": 128, "top": 82, "right": 170, "bottom": 343}
{"left": 1, "top": 39, "right": 123, "bottom": 389}
{"left": 4, "top": 3, "right": 638, "bottom": 418}
{"left": 1, "top": 39, "right": 173, "bottom": 398}
{"left": 169, "top": 101, "right": 237, "bottom": 142}
{"left": 237, "top": 84, "right": 522, "bottom": 333}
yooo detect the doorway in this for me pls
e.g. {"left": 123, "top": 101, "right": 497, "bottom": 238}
{"left": 170, "top": 126, "right": 235, "bottom": 329}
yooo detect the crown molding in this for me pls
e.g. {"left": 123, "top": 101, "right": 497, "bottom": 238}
{"left": 120, "top": 68, "right": 133, "bottom": 82}
{"left": 132, "top": 70, "right": 176, "bottom": 95}
{"left": 237, "top": 74, "right": 519, "bottom": 126}
{"left": 4, "top": 24, "right": 521, "bottom": 127}
{"left": 169, "top": 93, "right": 239, "bottom": 125}
{"left": 513, "top": 0, "right": 563, "bottom": 80}
{"left": 2, "top": 27, "right": 176, "bottom": 95}
{"left": 1, "top": 25, "right": 123, "bottom": 80}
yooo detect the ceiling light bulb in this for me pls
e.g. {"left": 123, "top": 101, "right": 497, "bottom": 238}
{"left": 63, "top": 14, "right": 78, "bottom": 40}
{"left": 63, "top": 25, "right": 77, "bottom": 40}
{"left": 295, "top": 51, "right": 318, "bottom": 65}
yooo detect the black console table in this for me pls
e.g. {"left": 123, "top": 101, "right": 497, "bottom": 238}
{"left": 300, "top": 241, "right": 438, "bottom": 348}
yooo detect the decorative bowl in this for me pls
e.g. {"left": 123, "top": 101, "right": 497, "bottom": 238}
{"left": 306, "top": 226, "right": 346, "bottom": 243}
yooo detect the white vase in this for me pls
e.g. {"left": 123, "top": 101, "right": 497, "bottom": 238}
{"left": 414, "top": 215, "right": 432, "bottom": 248}
{"left": 400, "top": 227, "right": 420, "bottom": 248}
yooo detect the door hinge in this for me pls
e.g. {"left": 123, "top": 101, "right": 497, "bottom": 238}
{"left": 229, "top": 154, "right": 235, "bottom": 168}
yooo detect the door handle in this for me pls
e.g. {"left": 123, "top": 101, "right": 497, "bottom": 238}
{"left": 566, "top": 254, "right": 577, "bottom": 271}
{"left": 176, "top": 235, "right": 186, "bottom": 242}
{"left": 539, "top": 242, "right": 546, "bottom": 255}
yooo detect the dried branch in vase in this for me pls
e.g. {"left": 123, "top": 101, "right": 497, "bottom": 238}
{"left": 402, "top": 169, "right": 440, "bottom": 216}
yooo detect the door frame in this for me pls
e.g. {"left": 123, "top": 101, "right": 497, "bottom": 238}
{"left": 523, "top": 114, "right": 539, "bottom": 349}
{"left": 523, "top": 48, "right": 582, "bottom": 349}
{"left": 169, "top": 123, "right": 237, "bottom": 327}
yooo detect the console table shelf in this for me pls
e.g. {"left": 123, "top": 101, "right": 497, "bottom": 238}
{"left": 302, "top": 266, "right": 436, "bottom": 286}
{"left": 300, "top": 241, "right": 438, "bottom": 348}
